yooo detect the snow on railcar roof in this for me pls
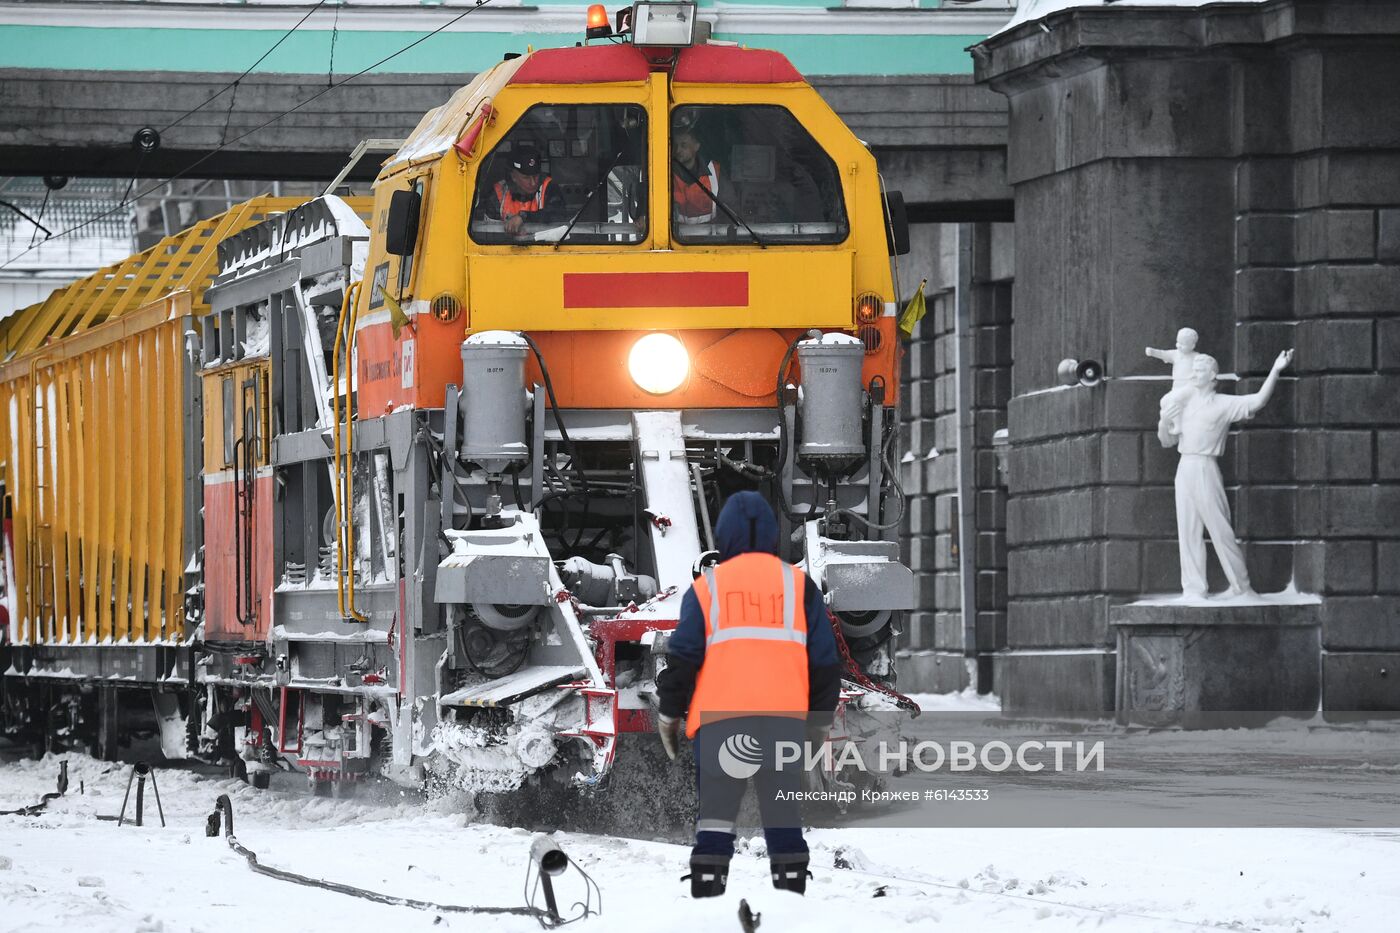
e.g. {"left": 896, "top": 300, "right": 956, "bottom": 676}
{"left": 383, "top": 56, "right": 526, "bottom": 172}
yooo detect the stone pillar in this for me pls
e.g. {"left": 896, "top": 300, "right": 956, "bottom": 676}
{"left": 897, "top": 223, "right": 967, "bottom": 691}
{"left": 897, "top": 222, "right": 1013, "bottom": 694}
{"left": 967, "top": 226, "right": 1015, "bottom": 689}
{"left": 974, "top": 0, "right": 1400, "bottom": 713}
{"left": 1276, "top": 35, "right": 1400, "bottom": 710}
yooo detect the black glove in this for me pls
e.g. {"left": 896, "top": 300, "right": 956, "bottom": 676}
{"left": 658, "top": 714, "right": 682, "bottom": 761}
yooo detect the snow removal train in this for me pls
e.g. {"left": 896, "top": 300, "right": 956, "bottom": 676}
{"left": 0, "top": 2, "right": 916, "bottom": 794}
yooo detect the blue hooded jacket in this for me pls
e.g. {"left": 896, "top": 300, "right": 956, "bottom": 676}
{"left": 656, "top": 491, "right": 842, "bottom": 721}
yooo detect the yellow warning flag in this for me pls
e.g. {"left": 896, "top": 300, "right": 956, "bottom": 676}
{"left": 378, "top": 286, "right": 412, "bottom": 340}
{"left": 898, "top": 279, "right": 928, "bottom": 337}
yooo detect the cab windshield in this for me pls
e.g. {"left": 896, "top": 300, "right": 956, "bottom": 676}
{"left": 670, "top": 105, "right": 848, "bottom": 246}
{"left": 470, "top": 104, "right": 649, "bottom": 246}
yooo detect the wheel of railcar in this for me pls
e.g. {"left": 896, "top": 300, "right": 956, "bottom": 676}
{"left": 251, "top": 770, "right": 271, "bottom": 790}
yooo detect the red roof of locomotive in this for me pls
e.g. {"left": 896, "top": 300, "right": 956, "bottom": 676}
{"left": 508, "top": 42, "right": 804, "bottom": 86}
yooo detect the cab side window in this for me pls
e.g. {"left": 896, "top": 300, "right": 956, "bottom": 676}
{"left": 469, "top": 104, "right": 648, "bottom": 246}
{"left": 670, "top": 105, "right": 848, "bottom": 246}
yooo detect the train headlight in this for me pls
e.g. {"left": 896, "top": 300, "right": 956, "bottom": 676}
{"left": 628, "top": 333, "right": 688, "bottom": 394}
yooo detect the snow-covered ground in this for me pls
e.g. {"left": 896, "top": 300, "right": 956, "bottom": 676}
{"left": 2, "top": 694, "right": 1397, "bottom": 933}
{"left": 905, "top": 688, "right": 1002, "bottom": 713}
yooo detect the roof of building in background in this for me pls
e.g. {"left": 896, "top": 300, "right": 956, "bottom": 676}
{"left": 0, "top": 178, "right": 137, "bottom": 321}
{"left": 998, "top": 0, "right": 1270, "bottom": 35}
{"left": 0, "top": 195, "right": 370, "bottom": 359}
{"left": 0, "top": 178, "right": 134, "bottom": 244}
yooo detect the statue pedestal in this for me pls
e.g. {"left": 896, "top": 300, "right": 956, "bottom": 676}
{"left": 1110, "top": 599, "right": 1321, "bottom": 726}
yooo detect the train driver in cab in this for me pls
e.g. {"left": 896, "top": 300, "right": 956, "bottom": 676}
{"left": 480, "top": 145, "right": 566, "bottom": 236}
{"left": 671, "top": 126, "right": 720, "bottom": 224}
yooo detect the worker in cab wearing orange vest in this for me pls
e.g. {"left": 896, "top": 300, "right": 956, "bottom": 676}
{"left": 657, "top": 491, "right": 842, "bottom": 898}
{"left": 481, "top": 145, "right": 566, "bottom": 236}
{"left": 671, "top": 126, "right": 721, "bottom": 224}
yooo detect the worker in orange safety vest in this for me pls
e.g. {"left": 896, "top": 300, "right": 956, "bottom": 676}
{"left": 671, "top": 126, "right": 721, "bottom": 224}
{"left": 481, "top": 145, "right": 565, "bottom": 236}
{"left": 657, "top": 491, "right": 842, "bottom": 898}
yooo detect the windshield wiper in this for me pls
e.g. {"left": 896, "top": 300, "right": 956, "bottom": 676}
{"left": 673, "top": 159, "right": 765, "bottom": 248}
{"left": 553, "top": 149, "right": 628, "bottom": 249}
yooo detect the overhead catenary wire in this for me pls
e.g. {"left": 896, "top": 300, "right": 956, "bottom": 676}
{"left": 327, "top": 1, "right": 342, "bottom": 88}
{"left": 26, "top": 186, "right": 53, "bottom": 246}
{"left": 160, "top": 0, "right": 332, "bottom": 136}
{"left": 218, "top": 82, "right": 242, "bottom": 148}
{"left": 1, "top": 199, "right": 54, "bottom": 240}
{"left": 0, "top": 0, "right": 499, "bottom": 272}
{"left": 119, "top": 147, "right": 150, "bottom": 207}
{"left": 161, "top": 0, "right": 504, "bottom": 176}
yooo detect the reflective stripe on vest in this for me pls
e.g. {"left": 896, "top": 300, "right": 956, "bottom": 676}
{"left": 496, "top": 177, "right": 550, "bottom": 218}
{"left": 674, "top": 160, "right": 719, "bottom": 222}
{"left": 703, "top": 563, "right": 804, "bottom": 648}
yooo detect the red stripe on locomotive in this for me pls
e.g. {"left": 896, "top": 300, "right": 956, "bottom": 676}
{"left": 561, "top": 271, "right": 748, "bottom": 309}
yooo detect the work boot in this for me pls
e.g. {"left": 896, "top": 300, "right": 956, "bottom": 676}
{"left": 770, "top": 853, "right": 811, "bottom": 894}
{"left": 685, "top": 854, "right": 730, "bottom": 898}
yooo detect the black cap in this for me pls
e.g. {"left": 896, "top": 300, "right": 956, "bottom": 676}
{"left": 511, "top": 146, "right": 542, "bottom": 176}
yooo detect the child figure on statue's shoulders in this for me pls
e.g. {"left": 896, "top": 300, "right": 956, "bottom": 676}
{"left": 1147, "top": 326, "right": 1201, "bottom": 441}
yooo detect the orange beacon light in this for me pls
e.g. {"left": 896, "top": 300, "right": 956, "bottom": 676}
{"left": 586, "top": 4, "right": 612, "bottom": 38}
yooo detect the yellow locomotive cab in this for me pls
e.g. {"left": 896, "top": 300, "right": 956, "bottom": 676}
{"left": 356, "top": 38, "right": 900, "bottom": 414}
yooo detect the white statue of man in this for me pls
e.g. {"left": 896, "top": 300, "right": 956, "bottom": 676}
{"left": 1158, "top": 348, "right": 1294, "bottom": 599}
{"left": 1146, "top": 327, "right": 1200, "bottom": 435}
